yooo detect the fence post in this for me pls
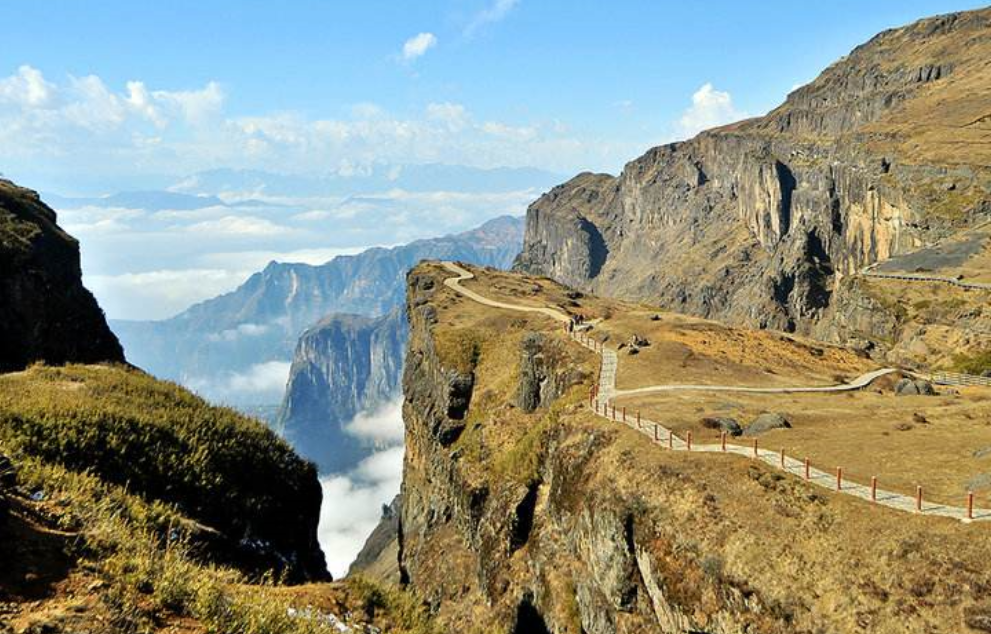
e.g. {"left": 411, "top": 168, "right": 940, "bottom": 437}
{"left": 779, "top": 448, "right": 785, "bottom": 469}
{"left": 804, "top": 457, "right": 810, "bottom": 481}
{"left": 653, "top": 424, "right": 659, "bottom": 442}
{"left": 916, "top": 486, "right": 923, "bottom": 513}
{"left": 752, "top": 438, "right": 758, "bottom": 459}
{"left": 637, "top": 411, "right": 641, "bottom": 427}
{"left": 968, "top": 491, "right": 975, "bottom": 520}
{"left": 611, "top": 404, "right": 616, "bottom": 420}
{"left": 622, "top": 407, "right": 626, "bottom": 423}
{"left": 687, "top": 431, "right": 692, "bottom": 451}
{"left": 594, "top": 400, "right": 599, "bottom": 415}
{"left": 668, "top": 429, "right": 673, "bottom": 450}
{"left": 720, "top": 432, "right": 726, "bottom": 452}
{"left": 871, "top": 476, "right": 877, "bottom": 502}
{"left": 836, "top": 467, "right": 843, "bottom": 491}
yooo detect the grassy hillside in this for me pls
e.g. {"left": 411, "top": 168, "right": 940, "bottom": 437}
{"left": 398, "top": 262, "right": 991, "bottom": 633}
{"left": 0, "top": 364, "right": 439, "bottom": 633}
{"left": 0, "top": 449, "right": 437, "bottom": 633}
{"left": 0, "top": 364, "right": 327, "bottom": 582}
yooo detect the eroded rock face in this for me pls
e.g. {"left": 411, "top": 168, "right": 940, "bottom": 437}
{"left": 278, "top": 308, "right": 407, "bottom": 472}
{"left": 398, "top": 263, "right": 991, "bottom": 633}
{"left": 348, "top": 494, "right": 402, "bottom": 584}
{"left": 516, "top": 333, "right": 582, "bottom": 413}
{"left": 514, "top": 9, "right": 991, "bottom": 351}
{"left": 0, "top": 180, "right": 124, "bottom": 372}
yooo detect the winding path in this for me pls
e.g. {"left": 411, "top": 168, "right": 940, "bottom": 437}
{"left": 439, "top": 261, "right": 989, "bottom": 522}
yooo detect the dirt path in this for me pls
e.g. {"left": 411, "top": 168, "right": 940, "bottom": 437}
{"left": 439, "top": 261, "right": 988, "bottom": 522}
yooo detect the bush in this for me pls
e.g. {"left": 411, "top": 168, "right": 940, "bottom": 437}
{"left": 0, "top": 364, "right": 323, "bottom": 580}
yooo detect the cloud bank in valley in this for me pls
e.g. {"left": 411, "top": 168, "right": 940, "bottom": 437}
{"left": 318, "top": 397, "right": 405, "bottom": 578}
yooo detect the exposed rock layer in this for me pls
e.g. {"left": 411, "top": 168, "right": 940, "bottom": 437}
{"left": 398, "top": 262, "right": 991, "bottom": 633}
{"left": 278, "top": 309, "right": 407, "bottom": 472}
{"left": 515, "top": 9, "right": 991, "bottom": 359}
{"left": 0, "top": 180, "right": 124, "bottom": 372}
{"left": 113, "top": 215, "right": 525, "bottom": 407}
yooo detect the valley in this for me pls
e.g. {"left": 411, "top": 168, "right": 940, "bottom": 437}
{"left": 2, "top": 4, "right": 991, "bottom": 633}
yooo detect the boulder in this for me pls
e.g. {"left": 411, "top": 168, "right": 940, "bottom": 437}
{"left": 894, "top": 378, "right": 937, "bottom": 396}
{"left": 701, "top": 417, "right": 743, "bottom": 436}
{"left": 743, "top": 412, "right": 792, "bottom": 436}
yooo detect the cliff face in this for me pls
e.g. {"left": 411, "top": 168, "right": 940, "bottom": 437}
{"left": 514, "top": 9, "right": 991, "bottom": 355}
{"left": 397, "top": 262, "right": 991, "bottom": 633}
{"left": 278, "top": 309, "right": 407, "bottom": 472}
{"left": 0, "top": 179, "right": 124, "bottom": 372}
{"left": 113, "top": 214, "right": 525, "bottom": 408}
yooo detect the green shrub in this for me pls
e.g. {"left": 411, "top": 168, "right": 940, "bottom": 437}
{"left": 0, "top": 364, "right": 321, "bottom": 579}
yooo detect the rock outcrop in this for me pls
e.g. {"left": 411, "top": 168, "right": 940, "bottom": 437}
{"left": 514, "top": 9, "right": 991, "bottom": 359}
{"left": 397, "top": 262, "right": 991, "bottom": 633}
{"left": 516, "top": 333, "right": 582, "bottom": 413}
{"left": 742, "top": 412, "right": 792, "bottom": 436}
{"left": 347, "top": 494, "right": 401, "bottom": 584}
{"left": 0, "top": 179, "right": 124, "bottom": 372}
{"left": 112, "top": 214, "right": 526, "bottom": 408}
{"left": 278, "top": 309, "right": 407, "bottom": 472}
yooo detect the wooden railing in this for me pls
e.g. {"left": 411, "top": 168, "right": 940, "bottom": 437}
{"left": 931, "top": 371, "right": 991, "bottom": 387}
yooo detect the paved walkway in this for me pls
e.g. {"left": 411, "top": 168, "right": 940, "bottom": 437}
{"left": 862, "top": 269, "right": 991, "bottom": 291}
{"left": 439, "top": 262, "right": 989, "bottom": 522}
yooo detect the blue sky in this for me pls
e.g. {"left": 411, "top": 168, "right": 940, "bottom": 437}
{"left": 2, "top": 0, "right": 987, "bottom": 321}
{"left": 1, "top": 0, "right": 985, "bottom": 194}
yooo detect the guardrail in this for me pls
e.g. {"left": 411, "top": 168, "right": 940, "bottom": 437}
{"left": 862, "top": 271, "right": 991, "bottom": 291}
{"left": 931, "top": 371, "right": 991, "bottom": 387}
{"left": 567, "top": 328, "right": 990, "bottom": 523}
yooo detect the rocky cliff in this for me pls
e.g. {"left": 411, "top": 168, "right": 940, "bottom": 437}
{"left": 514, "top": 9, "right": 991, "bottom": 361}
{"left": 0, "top": 179, "right": 124, "bottom": 372}
{"left": 278, "top": 309, "right": 407, "bottom": 472}
{"left": 113, "top": 214, "right": 526, "bottom": 409}
{"left": 396, "top": 262, "right": 991, "bottom": 633}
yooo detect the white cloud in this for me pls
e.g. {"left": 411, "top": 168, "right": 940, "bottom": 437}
{"left": 318, "top": 445, "right": 404, "bottom": 578}
{"left": 225, "top": 360, "right": 291, "bottom": 394}
{"left": 207, "top": 322, "right": 270, "bottom": 343}
{"left": 154, "top": 81, "right": 224, "bottom": 125}
{"left": 401, "top": 32, "right": 437, "bottom": 61}
{"left": 0, "top": 64, "right": 623, "bottom": 178}
{"left": 0, "top": 65, "right": 56, "bottom": 107}
{"left": 464, "top": 0, "right": 520, "bottom": 36}
{"left": 87, "top": 268, "right": 249, "bottom": 320}
{"left": 481, "top": 120, "right": 537, "bottom": 141}
{"left": 426, "top": 102, "right": 468, "bottom": 132}
{"left": 186, "top": 215, "right": 295, "bottom": 237}
{"left": 676, "top": 83, "right": 746, "bottom": 139}
{"left": 186, "top": 361, "right": 292, "bottom": 405}
{"left": 345, "top": 397, "right": 405, "bottom": 445}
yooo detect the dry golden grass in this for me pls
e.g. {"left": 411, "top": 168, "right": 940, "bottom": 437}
{"left": 432, "top": 261, "right": 991, "bottom": 507}
{"left": 413, "top": 261, "right": 991, "bottom": 632}
{"left": 614, "top": 385, "right": 991, "bottom": 507}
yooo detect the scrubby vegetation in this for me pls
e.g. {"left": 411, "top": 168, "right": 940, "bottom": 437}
{"left": 953, "top": 348, "right": 991, "bottom": 375}
{"left": 3, "top": 450, "right": 436, "bottom": 633}
{"left": 0, "top": 364, "right": 324, "bottom": 580}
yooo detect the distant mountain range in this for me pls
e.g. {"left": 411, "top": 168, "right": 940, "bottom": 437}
{"left": 111, "top": 215, "right": 525, "bottom": 413}
{"left": 42, "top": 190, "right": 277, "bottom": 212}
